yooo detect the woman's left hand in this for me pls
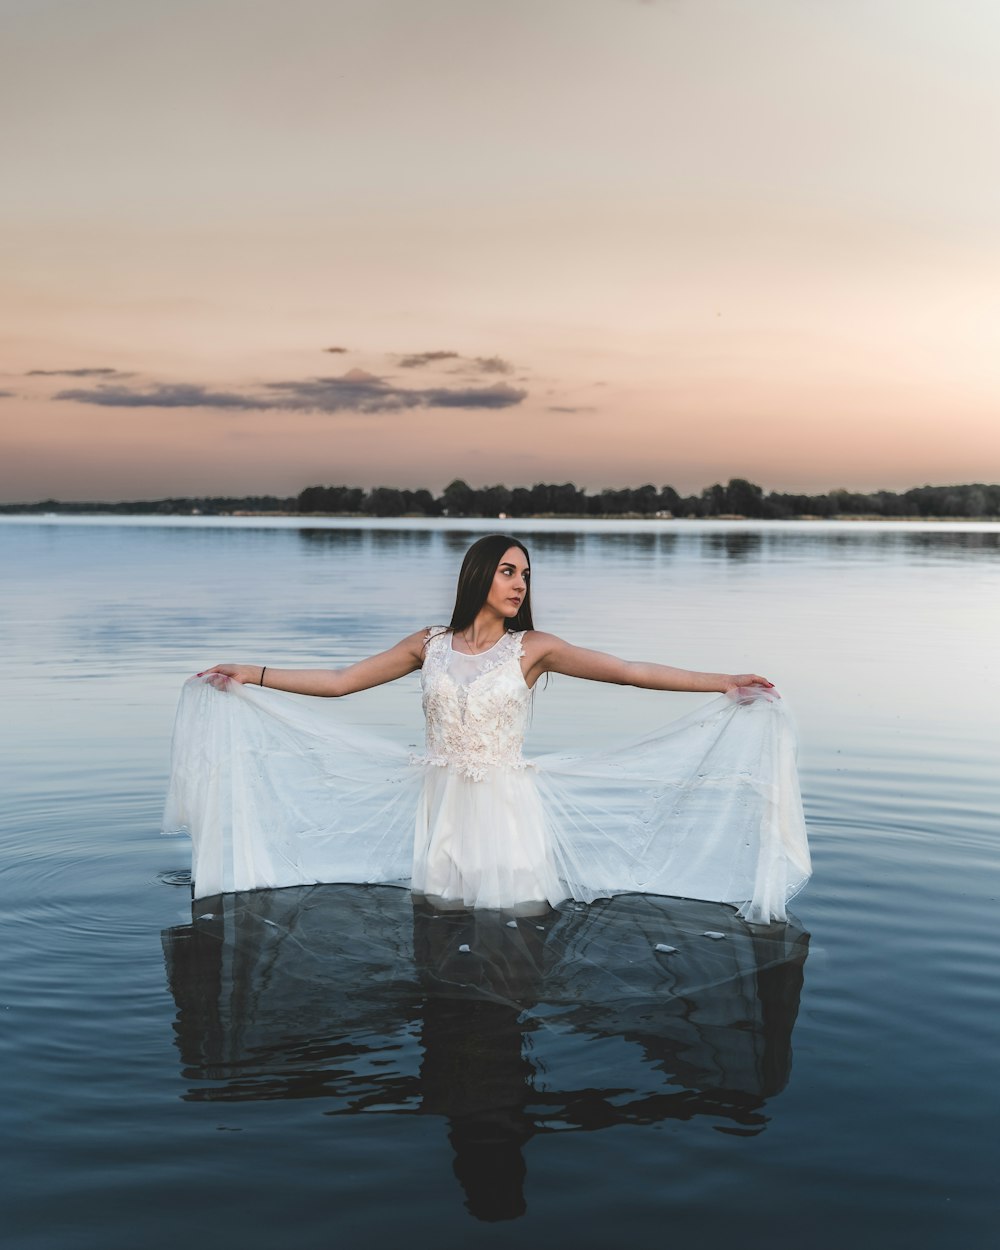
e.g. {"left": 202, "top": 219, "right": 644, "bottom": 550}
{"left": 723, "top": 673, "right": 775, "bottom": 693}
{"left": 196, "top": 663, "right": 263, "bottom": 686}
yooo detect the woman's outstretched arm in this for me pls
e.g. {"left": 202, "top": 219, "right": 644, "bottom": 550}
{"left": 522, "top": 631, "right": 774, "bottom": 695}
{"left": 198, "top": 629, "right": 428, "bottom": 697}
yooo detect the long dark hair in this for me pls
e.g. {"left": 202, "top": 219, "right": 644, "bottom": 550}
{"left": 447, "top": 534, "right": 534, "bottom": 634}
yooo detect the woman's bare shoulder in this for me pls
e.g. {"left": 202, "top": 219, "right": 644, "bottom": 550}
{"left": 387, "top": 627, "right": 440, "bottom": 654}
{"left": 519, "top": 629, "right": 566, "bottom": 657}
{"left": 420, "top": 624, "right": 450, "bottom": 641}
{"left": 412, "top": 625, "right": 450, "bottom": 657}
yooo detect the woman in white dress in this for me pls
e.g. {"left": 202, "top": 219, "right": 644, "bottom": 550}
{"left": 167, "top": 535, "right": 810, "bottom": 921}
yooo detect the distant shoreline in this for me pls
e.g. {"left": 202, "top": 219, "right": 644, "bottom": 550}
{"left": 3, "top": 477, "right": 997, "bottom": 522}
{"left": 2, "top": 509, "right": 997, "bottom": 524}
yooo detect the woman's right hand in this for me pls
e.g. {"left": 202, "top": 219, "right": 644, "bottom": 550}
{"left": 196, "top": 663, "right": 264, "bottom": 686}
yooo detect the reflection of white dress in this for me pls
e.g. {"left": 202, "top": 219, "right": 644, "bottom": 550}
{"left": 163, "top": 628, "right": 811, "bottom": 922}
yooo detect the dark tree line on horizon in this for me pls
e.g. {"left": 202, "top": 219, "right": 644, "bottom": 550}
{"left": 4, "top": 478, "right": 1000, "bottom": 519}
{"left": 299, "top": 478, "right": 1000, "bottom": 518}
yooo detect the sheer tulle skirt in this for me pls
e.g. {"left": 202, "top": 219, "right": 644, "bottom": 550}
{"left": 412, "top": 764, "right": 562, "bottom": 914}
{"left": 163, "top": 677, "right": 810, "bottom": 922}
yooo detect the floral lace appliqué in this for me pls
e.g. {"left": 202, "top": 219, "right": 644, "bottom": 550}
{"left": 415, "top": 629, "right": 530, "bottom": 780}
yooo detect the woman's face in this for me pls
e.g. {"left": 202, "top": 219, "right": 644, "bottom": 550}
{"left": 485, "top": 545, "right": 529, "bottom": 619}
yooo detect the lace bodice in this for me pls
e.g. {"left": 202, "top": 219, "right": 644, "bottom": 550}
{"left": 418, "top": 629, "right": 530, "bottom": 780}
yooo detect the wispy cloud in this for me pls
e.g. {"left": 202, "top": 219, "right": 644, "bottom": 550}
{"left": 0, "top": 389, "right": 15, "bottom": 398}
{"left": 54, "top": 382, "right": 273, "bottom": 409}
{"left": 397, "top": 351, "right": 514, "bottom": 375}
{"left": 55, "top": 368, "right": 528, "bottom": 414}
{"left": 473, "top": 355, "right": 514, "bottom": 375}
{"left": 397, "top": 350, "right": 460, "bottom": 368}
{"left": 27, "top": 367, "right": 125, "bottom": 377}
{"left": 263, "top": 369, "right": 526, "bottom": 412}
{"left": 323, "top": 346, "right": 349, "bottom": 353}
{"left": 547, "top": 405, "right": 597, "bottom": 413}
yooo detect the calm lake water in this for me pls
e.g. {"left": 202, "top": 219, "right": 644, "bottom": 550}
{"left": 2, "top": 516, "right": 998, "bottom": 1249}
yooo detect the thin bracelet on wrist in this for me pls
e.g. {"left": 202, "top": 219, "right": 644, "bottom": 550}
{"left": 260, "top": 666, "right": 267, "bottom": 687}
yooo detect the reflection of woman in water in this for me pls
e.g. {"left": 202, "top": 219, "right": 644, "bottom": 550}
{"left": 167, "top": 535, "right": 810, "bottom": 918}
{"left": 162, "top": 886, "right": 811, "bottom": 1220}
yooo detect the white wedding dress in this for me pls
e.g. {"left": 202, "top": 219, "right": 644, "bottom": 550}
{"left": 163, "top": 629, "right": 811, "bottom": 922}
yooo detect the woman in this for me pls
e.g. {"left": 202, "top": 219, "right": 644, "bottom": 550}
{"left": 165, "top": 535, "right": 809, "bottom": 920}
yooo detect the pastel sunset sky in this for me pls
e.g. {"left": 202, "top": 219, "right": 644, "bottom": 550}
{"left": 2, "top": 0, "right": 998, "bottom": 502}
